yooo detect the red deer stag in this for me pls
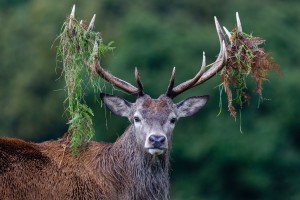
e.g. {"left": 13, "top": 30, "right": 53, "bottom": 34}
{"left": 0, "top": 6, "right": 240, "bottom": 200}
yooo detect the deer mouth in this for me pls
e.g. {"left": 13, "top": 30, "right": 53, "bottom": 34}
{"left": 147, "top": 148, "right": 165, "bottom": 156}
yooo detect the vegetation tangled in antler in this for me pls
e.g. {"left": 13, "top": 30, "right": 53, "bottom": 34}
{"left": 220, "top": 14, "right": 280, "bottom": 119}
{"left": 57, "top": 6, "right": 114, "bottom": 154}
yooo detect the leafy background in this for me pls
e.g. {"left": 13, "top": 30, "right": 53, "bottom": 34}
{"left": 0, "top": 0, "right": 299, "bottom": 199}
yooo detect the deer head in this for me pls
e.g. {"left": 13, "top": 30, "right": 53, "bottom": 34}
{"left": 100, "top": 93, "right": 209, "bottom": 155}
{"left": 87, "top": 11, "right": 229, "bottom": 156}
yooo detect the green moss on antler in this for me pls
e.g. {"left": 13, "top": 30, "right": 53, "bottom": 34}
{"left": 57, "top": 16, "right": 114, "bottom": 155}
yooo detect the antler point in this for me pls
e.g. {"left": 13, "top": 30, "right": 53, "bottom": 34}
{"left": 214, "top": 15, "right": 226, "bottom": 46}
{"left": 202, "top": 51, "right": 206, "bottom": 67}
{"left": 236, "top": 12, "right": 243, "bottom": 32}
{"left": 69, "top": 5, "right": 76, "bottom": 29}
{"left": 88, "top": 14, "right": 96, "bottom": 31}
{"left": 70, "top": 4, "right": 75, "bottom": 17}
{"left": 223, "top": 26, "right": 232, "bottom": 40}
{"left": 70, "top": 5, "right": 75, "bottom": 18}
{"left": 134, "top": 67, "right": 144, "bottom": 96}
{"left": 172, "top": 67, "right": 176, "bottom": 76}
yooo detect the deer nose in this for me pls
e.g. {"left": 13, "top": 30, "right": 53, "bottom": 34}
{"left": 149, "top": 135, "right": 166, "bottom": 148}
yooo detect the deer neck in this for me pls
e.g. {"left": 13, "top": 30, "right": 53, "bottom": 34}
{"left": 97, "top": 125, "right": 170, "bottom": 199}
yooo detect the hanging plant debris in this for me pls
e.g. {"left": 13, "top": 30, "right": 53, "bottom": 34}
{"left": 56, "top": 5, "right": 114, "bottom": 154}
{"left": 220, "top": 13, "right": 280, "bottom": 119}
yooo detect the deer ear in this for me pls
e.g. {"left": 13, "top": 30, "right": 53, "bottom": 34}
{"left": 100, "top": 93, "right": 132, "bottom": 117}
{"left": 176, "top": 95, "right": 209, "bottom": 118}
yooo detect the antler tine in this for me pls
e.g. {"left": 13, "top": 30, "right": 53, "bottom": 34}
{"left": 92, "top": 41, "right": 140, "bottom": 95}
{"left": 166, "top": 67, "right": 176, "bottom": 97}
{"left": 191, "top": 17, "right": 228, "bottom": 86}
{"left": 202, "top": 51, "right": 206, "bottom": 67}
{"left": 135, "top": 67, "right": 145, "bottom": 96}
{"left": 236, "top": 12, "right": 242, "bottom": 33}
{"left": 69, "top": 5, "right": 75, "bottom": 29}
{"left": 167, "top": 16, "right": 227, "bottom": 99}
{"left": 193, "top": 40, "right": 227, "bottom": 86}
{"left": 87, "top": 14, "right": 96, "bottom": 31}
{"left": 167, "top": 52, "right": 207, "bottom": 98}
{"left": 214, "top": 16, "right": 227, "bottom": 47}
{"left": 70, "top": 5, "right": 75, "bottom": 18}
{"left": 223, "top": 26, "right": 232, "bottom": 41}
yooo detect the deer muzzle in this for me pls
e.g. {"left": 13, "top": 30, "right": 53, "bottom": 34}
{"left": 145, "top": 134, "right": 168, "bottom": 156}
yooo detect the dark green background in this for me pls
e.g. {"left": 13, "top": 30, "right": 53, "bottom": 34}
{"left": 0, "top": 0, "right": 299, "bottom": 199}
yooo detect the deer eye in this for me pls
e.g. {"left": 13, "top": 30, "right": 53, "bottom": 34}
{"left": 134, "top": 117, "right": 141, "bottom": 123}
{"left": 170, "top": 118, "right": 177, "bottom": 124}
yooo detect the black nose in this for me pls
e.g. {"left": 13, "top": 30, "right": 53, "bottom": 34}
{"left": 149, "top": 135, "right": 166, "bottom": 148}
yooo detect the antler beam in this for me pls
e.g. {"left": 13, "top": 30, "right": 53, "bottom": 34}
{"left": 92, "top": 41, "right": 142, "bottom": 95}
{"left": 166, "top": 16, "right": 230, "bottom": 99}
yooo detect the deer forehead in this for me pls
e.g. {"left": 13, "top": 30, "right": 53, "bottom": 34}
{"left": 134, "top": 95, "right": 176, "bottom": 120}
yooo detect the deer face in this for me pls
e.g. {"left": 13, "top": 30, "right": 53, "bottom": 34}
{"left": 100, "top": 93, "right": 208, "bottom": 156}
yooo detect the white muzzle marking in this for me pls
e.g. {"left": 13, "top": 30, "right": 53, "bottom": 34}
{"left": 148, "top": 148, "right": 164, "bottom": 156}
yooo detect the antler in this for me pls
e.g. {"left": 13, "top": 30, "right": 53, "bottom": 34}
{"left": 68, "top": 6, "right": 243, "bottom": 99}
{"left": 166, "top": 16, "right": 230, "bottom": 98}
{"left": 92, "top": 41, "right": 144, "bottom": 96}
{"left": 69, "top": 5, "right": 144, "bottom": 96}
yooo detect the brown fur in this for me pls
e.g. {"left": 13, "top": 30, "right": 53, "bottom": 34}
{"left": 0, "top": 125, "right": 169, "bottom": 200}
{"left": 142, "top": 96, "right": 171, "bottom": 113}
{"left": 0, "top": 94, "right": 207, "bottom": 199}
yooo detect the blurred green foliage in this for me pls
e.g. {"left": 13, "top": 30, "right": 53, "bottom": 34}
{"left": 0, "top": 0, "right": 299, "bottom": 199}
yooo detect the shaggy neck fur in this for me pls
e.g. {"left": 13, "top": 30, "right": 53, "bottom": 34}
{"left": 97, "top": 125, "right": 170, "bottom": 200}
